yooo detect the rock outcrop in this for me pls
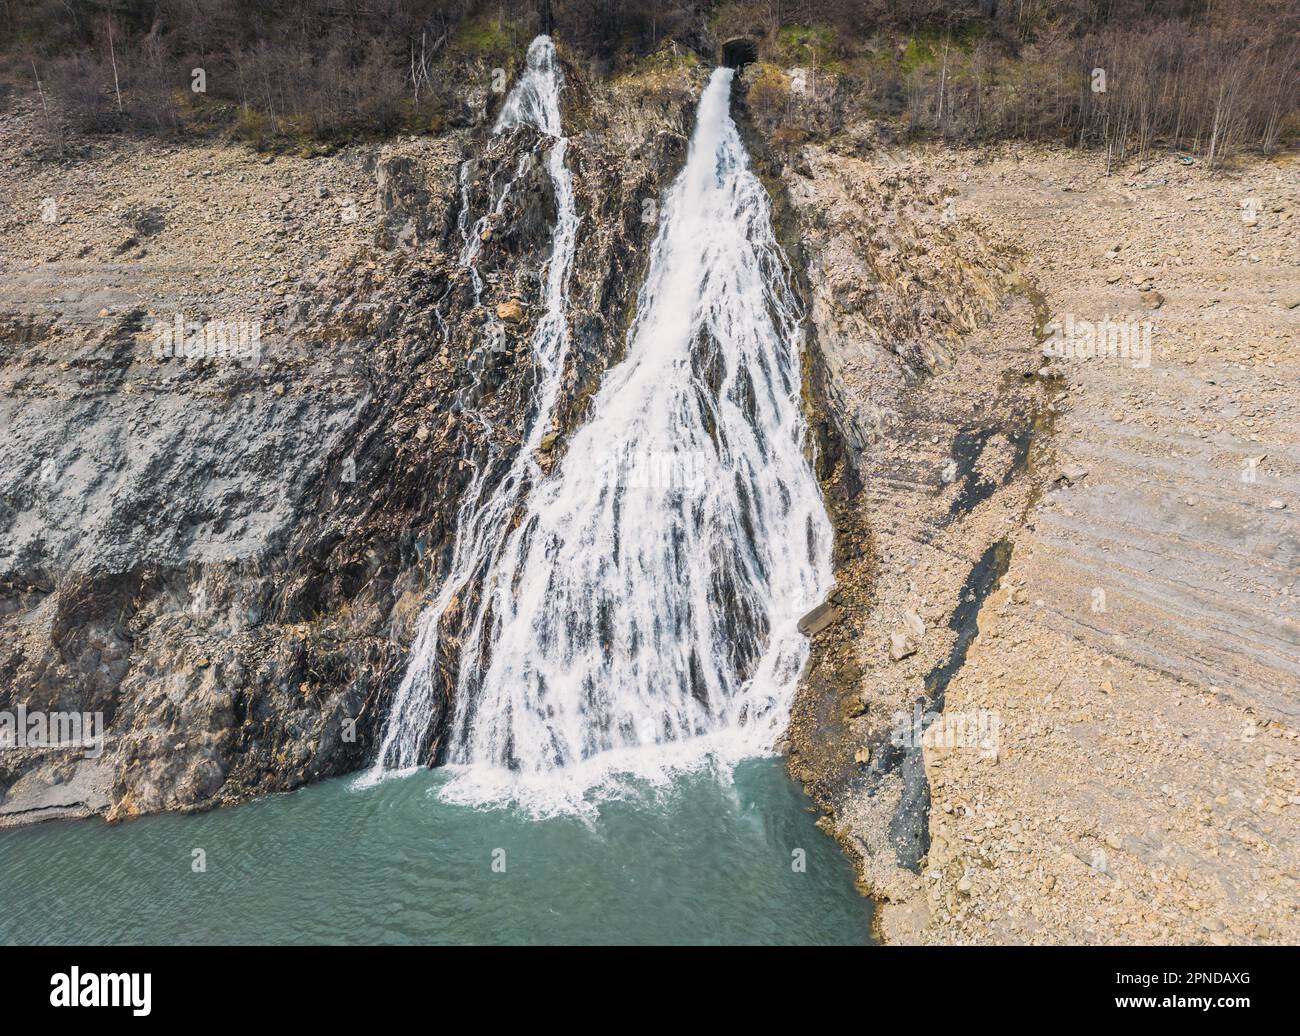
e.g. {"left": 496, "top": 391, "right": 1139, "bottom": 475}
{"left": 0, "top": 56, "right": 702, "bottom": 824}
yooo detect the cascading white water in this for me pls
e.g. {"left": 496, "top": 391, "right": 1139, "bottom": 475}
{"left": 457, "top": 42, "right": 567, "bottom": 304}
{"left": 431, "top": 65, "right": 834, "bottom": 813}
{"left": 362, "top": 35, "right": 578, "bottom": 780}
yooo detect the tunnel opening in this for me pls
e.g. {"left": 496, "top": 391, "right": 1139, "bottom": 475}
{"left": 721, "top": 37, "right": 758, "bottom": 69}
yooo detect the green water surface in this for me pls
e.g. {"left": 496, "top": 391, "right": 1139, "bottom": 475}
{"left": 0, "top": 758, "right": 874, "bottom": 945}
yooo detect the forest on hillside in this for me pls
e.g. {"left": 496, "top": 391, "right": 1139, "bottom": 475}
{"left": 3, "top": 0, "right": 1296, "bottom": 166}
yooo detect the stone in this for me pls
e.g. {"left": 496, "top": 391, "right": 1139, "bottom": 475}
{"left": 889, "top": 631, "right": 917, "bottom": 661}
{"left": 797, "top": 600, "right": 842, "bottom": 636}
{"left": 497, "top": 299, "right": 524, "bottom": 322}
{"left": 901, "top": 608, "right": 925, "bottom": 640}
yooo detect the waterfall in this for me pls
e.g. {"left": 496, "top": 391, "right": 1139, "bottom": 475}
{"left": 456, "top": 38, "right": 567, "bottom": 304}
{"left": 363, "top": 35, "right": 578, "bottom": 779}
{"left": 371, "top": 59, "right": 833, "bottom": 814}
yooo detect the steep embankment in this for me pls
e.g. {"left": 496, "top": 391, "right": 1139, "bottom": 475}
{"left": 739, "top": 64, "right": 1298, "bottom": 944}
{"left": 3, "top": 40, "right": 1295, "bottom": 950}
{"left": 0, "top": 57, "right": 702, "bottom": 824}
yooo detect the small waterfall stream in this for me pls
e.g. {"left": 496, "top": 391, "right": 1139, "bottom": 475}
{"left": 372, "top": 51, "right": 832, "bottom": 814}
{"left": 365, "top": 35, "right": 578, "bottom": 778}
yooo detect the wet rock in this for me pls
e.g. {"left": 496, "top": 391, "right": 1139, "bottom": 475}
{"left": 797, "top": 600, "right": 842, "bottom": 636}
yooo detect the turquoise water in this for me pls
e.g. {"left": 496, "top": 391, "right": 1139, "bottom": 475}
{"left": 0, "top": 759, "right": 873, "bottom": 945}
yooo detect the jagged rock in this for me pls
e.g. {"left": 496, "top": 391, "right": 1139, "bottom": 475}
{"left": 497, "top": 299, "right": 525, "bottom": 322}
{"left": 0, "top": 54, "right": 694, "bottom": 827}
{"left": 375, "top": 153, "right": 441, "bottom": 251}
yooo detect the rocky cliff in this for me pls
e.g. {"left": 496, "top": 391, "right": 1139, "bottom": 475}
{"left": 2, "top": 39, "right": 1296, "bottom": 950}
{"left": 0, "top": 54, "right": 701, "bottom": 824}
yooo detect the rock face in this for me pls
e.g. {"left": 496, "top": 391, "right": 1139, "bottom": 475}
{"left": 3, "top": 39, "right": 1295, "bottom": 951}
{"left": 0, "top": 57, "right": 700, "bottom": 825}
{"left": 742, "top": 61, "right": 1298, "bottom": 945}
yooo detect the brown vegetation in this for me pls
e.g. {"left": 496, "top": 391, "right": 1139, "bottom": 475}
{"left": 1, "top": 1, "right": 1295, "bottom": 165}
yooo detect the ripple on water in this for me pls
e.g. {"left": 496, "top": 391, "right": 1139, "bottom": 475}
{"left": 0, "top": 760, "right": 872, "bottom": 945}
